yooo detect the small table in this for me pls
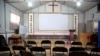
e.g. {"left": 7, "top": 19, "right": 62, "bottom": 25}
{"left": 8, "top": 37, "right": 22, "bottom": 44}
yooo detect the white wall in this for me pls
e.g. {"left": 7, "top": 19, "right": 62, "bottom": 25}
{"left": 5, "top": 3, "right": 23, "bottom": 42}
{"left": 5, "top": 3, "right": 23, "bottom": 33}
{"left": 0, "top": 0, "right": 5, "bottom": 33}
{"left": 0, "top": 0, "right": 23, "bottom": 43}
{"left": 85, "top": 6, "right": 100, "bottom": 23}
{"left": 85, "top": 6, "right": 100, "bottom": 32}
{"left": 24, "top": 2, "right": 84, "bottom": 35}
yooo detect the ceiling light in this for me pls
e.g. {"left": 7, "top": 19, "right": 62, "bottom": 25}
{"left": 77, "top": 1, "right": 81, "bottom": 7}
{"left": 28, "top": 2, "right": 33, "bottom": 7}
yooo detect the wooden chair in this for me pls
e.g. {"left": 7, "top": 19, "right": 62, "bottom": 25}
{"left": 41, "top": 40, "right": 51, "bottom": 55}
{"left": 55, "top": 41, "right": 65, "bottom": 47}
{"left": 0, "top": 47, "right": 12, "bottom": 56}
{"left": 20, "top": 50, "right": 32, "bottom": 56}
{"left": 52, "top": 47, "right": 68, "bottom": 56}
{"left": 90, "top": 47, "right": 100, "bottom": 56}
{"left": 12, "top": 46, "right": 26, "bottom": 56}
{"left": 71, "top": 42, "right": 82, "bottom": 47}
{"left": 27, "top": 41, "right": 37, "bottom": 48}
{"left": 69, "top": 47, "right": 85, "bottom": 52}
{"left": 85, "top": 42, "right": 96, "bottom": 51}
{"left": 30, "top": 47, "right": 46, "bottom": 56}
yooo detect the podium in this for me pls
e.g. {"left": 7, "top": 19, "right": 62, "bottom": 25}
{"left": 69, "top": 29, "right": 75, "bottom": 41}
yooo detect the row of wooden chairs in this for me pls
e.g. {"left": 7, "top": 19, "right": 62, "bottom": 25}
{"left": 25, "top": 40, "right": 66, "bottom": 55}
{"left": 0, "top": 35, "right": 97, "bottom": 56}
{"left": 0, "top": 46, "right": 100, "bottom": 56}
{"left": 25, "top": 40, "right": 65, "bottom": 46}
{"left": 25, "top": 40, "right": 96, "bottom": 48}
{"left": 25, "top": 40, "right": 82, "bottom": 47}
{"left": 25, "top": 40, "right": 97, "bottom": 51}
{"left": 25, "top": 40, "right": 97, "bottom": 56}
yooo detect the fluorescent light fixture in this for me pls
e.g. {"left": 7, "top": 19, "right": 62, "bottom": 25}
{"left": 77, "top": 1, "right": 81, "bottom": 6}
{"left": 28, "top": 2, "right": 33, "bottom": 7}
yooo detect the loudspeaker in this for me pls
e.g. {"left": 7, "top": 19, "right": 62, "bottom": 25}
{"left": 97, "top": 3, "right": 100, "bottom": 12}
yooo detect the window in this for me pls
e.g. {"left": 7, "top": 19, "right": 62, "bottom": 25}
{"left": 10, "top": 12, "right": 20, "bottom": 30}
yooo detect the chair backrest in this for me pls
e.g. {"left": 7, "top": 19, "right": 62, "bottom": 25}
{"left": 41, "top": 40, "right": 51, "bottom": 47}
{"left": 55, "top": 41, "right": 65, "bottom": 46}
{"left": 90, "top": 47, "right": 100, "bottom": 56}
{"left": 41, "top": 40, "right": 51, "bottom": 44}
{"left": 0, "top": 47, "right": 12, "bottom": 56}
{"left": 85, "top": 42, "right": 96, "bottom": 50}
{"left": 27, "top": 41, "right": 37, "bottom": 47}
{"left": 91, "top": 47, "right": 100, "bottom": 53}
{"left": 86, "top": 42, "right": 93, "bottom": 45}
{"left": 30, "top": 47, "right": 45, "bottom": 52}
{"left": 0, "top": 35, "right": 8, "bottom": 47}
{"left": 27, "top": 41, "right": 36, "bottom": 44}
{"left": 52, "top": 47, "right": 68, "bottom": 56}
{"left": 71, "top": 42, "right": 82, "bottom": 47}
{"left": 30, "top": 47, "right": 46, "bottom": 56}
{"left": 53, "top": 47, "right": 68, "bottom": 52}
{"left": 86, "top": 42, "right": 96, "bottom": 47}
{"left": 91, "top": 48, "right": 100, "bottom": 52}
{"left": 12, "top": 46, "right": 26, "bottom": 54}
{"left": 69, "top": 47, "right": 85, "bottom": 52}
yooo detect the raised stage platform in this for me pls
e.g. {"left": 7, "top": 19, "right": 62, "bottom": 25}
{"left": 27, "top": 35, "right": 77, "bottom": 39}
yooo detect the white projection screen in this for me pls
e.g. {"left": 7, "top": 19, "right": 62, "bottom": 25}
{"left": 39, "top": 14, "right": 68, "bottom": 30}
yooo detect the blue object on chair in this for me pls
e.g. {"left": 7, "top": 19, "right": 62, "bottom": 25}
{"left": 98, "top": 21, "right": 100, "bottom": 47}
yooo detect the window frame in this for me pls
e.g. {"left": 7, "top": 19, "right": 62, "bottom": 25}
{"left": 10, "top": 12, "right": 20, "bottom": 30}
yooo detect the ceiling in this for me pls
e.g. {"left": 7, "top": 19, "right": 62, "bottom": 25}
{"left": 4, "top": 0, "right": 99, "bottom": 12}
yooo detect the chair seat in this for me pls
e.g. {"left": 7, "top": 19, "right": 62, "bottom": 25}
{"left": 33, "top": 53, "right": 46, "bottom": 56}
{"left": 0, "top": 47, "right": 11, "bottom": 56}
{"left": 0, "top": 53, "right": 11, "bottom": 56}
{"left": 42, "top": 46, "right": 51, "bottom": 49}
{"left": 20, "top": 51, "right": 33, "bottom": 56}
{"left": 53, "top": 53, "right": 66, "bottom": 56}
